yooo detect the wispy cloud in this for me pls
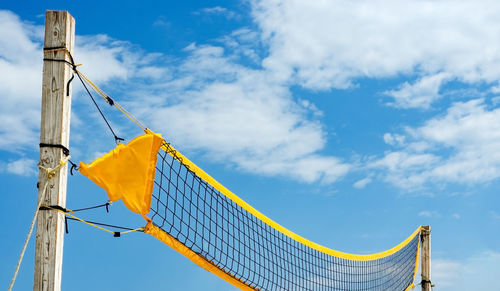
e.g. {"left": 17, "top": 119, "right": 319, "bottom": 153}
{"left": 126, "top": 42, "right": 351, "bottom": 183}
{"left": 152, "top": 16, "right": 170, "bottom": 28}
{"left": 202, "top": 7, "right": 228, "bottom": 14}
{"left": 418, "top": 210, "right": 440, "bottom": 218}
{"left": 0, "top": 10, "right": 43, "bottom": 152}
{"left": 6, "top": 0, "right": 500, "bottom": 187}
{"left": 432, "top": 258, "right": 462, "bottom": 288}
{"left": 418, "top": 210, "right": 460, "bottom": 219}
{"left": 0, "top": 10, "right": 351, "bottom": 184}
{"left": 0, "top": 10, "right": 152, "bottom": 153}
{"left": 193, "top": 6, "right": 237, "bottom": 20}
{"left": 384, "top": 73, "right": 451, "bottom": 109}
{"left": 353, "top": 176, "right": 372, "bottom": 189}
{"left": 490, "top": 211, "right": 500, "bottom": 219}
{"left": 252, "top": 0, "right": 500, "bottom": 107}
{"left": 371, "top": 99, "right": 500, "bottom": 189}
{"left": 0, "top": 158, "right": 37, "bottom": 176}
{"left": 433, "top": 251, "right": 500, "bottom": 291}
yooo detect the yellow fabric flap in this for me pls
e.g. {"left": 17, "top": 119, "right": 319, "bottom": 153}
{"left": 79, "top": 130, "right": 163, "bottom": 215}
{"left": 144, "top": 222, "right": 254, "bottom": 291}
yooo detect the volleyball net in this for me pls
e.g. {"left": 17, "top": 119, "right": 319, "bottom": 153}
{"left": 79, "top": 131, "right": 421, "bottom": 291}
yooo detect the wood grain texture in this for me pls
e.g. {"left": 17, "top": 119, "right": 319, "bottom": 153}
{"left": 34, "top": 10, "right": 74, "bottom": 291}
{"left": 421, "top": 225, "right": 431, "bottom": 291}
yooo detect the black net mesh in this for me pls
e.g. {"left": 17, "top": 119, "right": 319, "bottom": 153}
{"left": 149, "top": 142, "right": 419, "bottom": 290}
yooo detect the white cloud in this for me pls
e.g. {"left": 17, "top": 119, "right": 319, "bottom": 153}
{"left": 492, "top": 86, "right": 500, "bottom": 94}
{"left": 371, "top": 99, "right": 500, "bottom": 189}
{"left": 75, "top": 35, "right": 130, "bottom": 82}
{"left": 194, "top": 6, "right": 237, "bottom": 20}
{"left": 353, "top": 176, "right": 372, "bottom": 189}
{"left": 490, "top": 211, "right": 500, "bottom": 220}
{"left": 383, "top": 133, "right": 406, "bottom": 147}
{"left": 417, "top": 210, "right": 440, "bottom": 218}
{"left": 0, "top": 10, "right": 350, "bottom": 184}
{"left": 384, "top": 73, "right": 451, "bottom": 109}
{"left": 0, "top": 10, "right": 43, "bottom": 151}
{"left": 0, "top": 158, "right": 37, "bottom": 176}
{"left": 217, "top": 28, "right": 261, "bottom": 64}
{"left": 433, "top": 252, "right": 500, "bottom": 291}
{"left": 6, "top": 1, "right": 500, "bottom": 187}
{"left": 369, "top": 151, "right": 439, "bottom": 189}
{"left": 432, "top": 258, "right": 462, "bottom": 288}
{"left": 0, "top": 10, "right": 158, "bottom": 153}
{"left": 201, "top": 7, "right": 228, "bottom": 14}
{"left": 252, "top": 0, "right": 500, "bottom": 106}
{"left": 130, "top": 43, "right": 350, "bottom": 183}
{"left": 418, "top": 211, "right": 459, "bottom": 219}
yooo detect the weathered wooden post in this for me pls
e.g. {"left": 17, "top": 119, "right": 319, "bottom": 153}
{"left": 34, "top": 10, "right": 75, "bottom": 291}
{"left": 421, "top": 225, "right": 432, "bottom": 291}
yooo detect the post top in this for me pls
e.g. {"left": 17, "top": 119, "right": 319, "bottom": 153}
{"left": 44, "top": 10, "right": 75, "bottom": 52}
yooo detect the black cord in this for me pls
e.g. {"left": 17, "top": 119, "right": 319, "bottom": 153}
{"left": 65, "top": 217, "right": 141, "bottom": 232}
{"left": 39, "top": 143, "right": 70, "bottom": 156}
{"left": 39, "top": 143, "right": 79, "bottom": 176}
{"left": 43, "top": 47, "right": 77, "bottom": 96}
{"left": 43, "top": 47, "right": 124, "bottom": 145}
{"left": 68, "top": 159, "right": 78, "bottom": 175}
{"left": 72, "top": 202, "right": 110, "bottom": 213}
{"left": 75, "top": 72, "right": 124, "bottom": 144}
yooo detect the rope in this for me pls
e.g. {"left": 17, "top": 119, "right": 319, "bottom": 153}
{"left": 75, "top": 72, "right": 125, "bottom": 144}
{"left": 9, "top": 48, "right": 144, "bottom": 290}
{"left": 37, "top": 47, "right": 423, "bottom": 290}
{"left": 44, "top": 47, "right": 148, "bottom": 136}
{"left": 8, "top": 156, "right": 70, "bottom": 291}
{"left": 8, "top": 181, "right": 49, "bottom": 291}
{"left": 43, "top": 47, "right": 126, "bottom": 144}
{"left": 65, "top": 217, "right": 137, "bottom": 231}
{"left": 38, "top": 156, "right": 70, "bottom": 179}
{"left": 40, "top": 205, "right": 143, "bottom": 236}
{"left": 75, "top": 69, "right": 147, "bottom": 131}
{"left": 43, "top": 47, "right": 81, "bottom": 97}
{"left": 39, "top": 143, "right": 80, "bottom": 176}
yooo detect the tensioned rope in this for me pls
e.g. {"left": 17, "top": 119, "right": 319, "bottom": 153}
{"left": 9, "top": 155, "right": 141, "bottom": 291}
{"left": 8, "top": 49, "right": 150, "bottom": 291}
{"left": 43, "top": 49, "right": 423, "bottom": 290}
{"left": 41, "top": 205, "right": 144, "bottom": 237}
{"left": 8, "top": 155, "right": 70, "bottom": 291}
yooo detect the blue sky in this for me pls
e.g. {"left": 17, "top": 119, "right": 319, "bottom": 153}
{"left": 2, "top": 1, "right": 500, "bottom": 290}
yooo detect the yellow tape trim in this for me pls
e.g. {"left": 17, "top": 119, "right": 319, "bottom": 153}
{"left": 70, "top": 67, "right": 421, "bottom": 283}
{"left": 73, "top": 70, "right": 421, "bottom": 259}
{"left": 161, "top": 142, "right": 421, "bottom": 261}
{"left": 144, "top": 222, "right": 254, "bottom": 290}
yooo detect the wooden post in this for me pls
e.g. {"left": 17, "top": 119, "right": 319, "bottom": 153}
{"left": 421, "top": 225, "right": 432, "bottom": 291}
{"left": 34, "top": 10, "right": 75, "bottom": 291}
